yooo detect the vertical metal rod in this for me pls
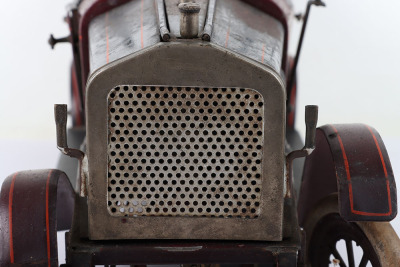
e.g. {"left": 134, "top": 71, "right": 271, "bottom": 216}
{"left": 304, "top": 105, "right": 318, "bottom": 149}
{"left": 156, "top": 0, "right": 171, "bottom": 41}
{"left": 54, "top": 104, "right": 87, "bottom": 196}
{"left": 285, "top": 105, "right": 319, "bottom": 198}
{"left": 55, "top": 104, "right": 68, "bottom": 148}
{"left": 287, "top": 0, "right": 325, "bottom": 106}
{"left": 202, "top": 0, "right": 216, "bottom": 41}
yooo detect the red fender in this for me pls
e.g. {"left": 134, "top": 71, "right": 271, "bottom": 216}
{"left": 0, "top": 169, "right": 74, "bottom": 267}
{"left": 298, "top": 124, "right": 397, "bottom": 225}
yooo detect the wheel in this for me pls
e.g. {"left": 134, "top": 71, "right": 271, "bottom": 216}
{"left": 303, "top": 194, "right": 400, "bottom": 267}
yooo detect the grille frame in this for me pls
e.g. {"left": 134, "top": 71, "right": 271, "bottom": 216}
{"left": 86, "top": 42, "right": 286, "bottom": 241}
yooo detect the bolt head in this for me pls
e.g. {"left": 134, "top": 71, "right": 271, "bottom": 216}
{"left": 178, "top": 2, "right": 201, "bottom": 14}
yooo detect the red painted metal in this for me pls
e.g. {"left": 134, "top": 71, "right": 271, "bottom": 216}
{"left": 298, "top": 124, "right": 397, "bottom": 225}
{"left": 45, "top": 170, "right": 53, "bottom": 267}
{"left": 328, "top": 124, "right": 394, "bottom": 218}
{"left": 7, "top": 173, "right": 17, "bottom": 264}
{"left": 286, "top": 56, "right": 296, "bottom": 129}
{"left": 0, "top": 170, "right": 75, "bottom": 267}
{"left": 287, "top": 82, "right": 296, "bottom": 127}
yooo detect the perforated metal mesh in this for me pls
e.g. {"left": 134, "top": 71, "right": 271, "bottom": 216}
{"left": 107, "top": 86, "right": 264, "bottom": 218}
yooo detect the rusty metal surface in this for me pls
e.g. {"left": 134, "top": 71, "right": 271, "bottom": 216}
{"left": 165, "top": 0, "right": 209, "bottom": 38}
{"left": 298, "top": 124, "right": 397, "bottom": 225}
{"left": 211, "top": 0, "right": 285, "bottom": 73}
{"left": 107, "top": 86, "right": 264, "bottom": 218}
{"left": 86, "top": 41, "right": 285, "bottom": 241}
{"left": 0, "top": 170, "right": 74, "bottom": 267}
{"left": 65, "top": 198, "right": 300, "bottom": 266}
{"left": 88, "top": 0, "right": 160, "bottom": 73}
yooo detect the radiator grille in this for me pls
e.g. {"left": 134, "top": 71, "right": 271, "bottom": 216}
{"left": 107, "top": 86, "right": 264, "bottom": 218}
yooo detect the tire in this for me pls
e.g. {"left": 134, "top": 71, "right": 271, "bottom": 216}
{"left": 303, "top": 194, "right": 400, "bottom": 267}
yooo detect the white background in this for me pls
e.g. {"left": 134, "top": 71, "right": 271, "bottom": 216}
{"left": 0, "top": 0, "right": 399, "bottom": 265}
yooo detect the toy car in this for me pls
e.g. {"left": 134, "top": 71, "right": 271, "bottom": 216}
{"left": 1, "top": 0, "right": 399, "bottom": 266}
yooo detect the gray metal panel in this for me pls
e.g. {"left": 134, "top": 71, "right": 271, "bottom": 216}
{"left": 86, "top": 42, "right": 286, "bottom": 241}
{"left": 88, "top": 0, "right": 160, "bottom": 73}
{"left": 165, "top": 0, "right": 209, "bottom": 38}
{"left": 211, "top": 0, "right": 284, "bottom": 73}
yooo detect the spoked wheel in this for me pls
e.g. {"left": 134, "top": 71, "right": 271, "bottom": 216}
{"left": 308, "top": 213, "right": 380, "bottom": 266}
{"left": 303, "top": 194, "right": 400, "bottom": 267}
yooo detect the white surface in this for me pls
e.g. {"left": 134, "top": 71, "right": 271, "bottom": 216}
{"left": 0, "top": 0, "right": 399, "bottom": 265}
{"left": 292, "top": 0, "right": 400, "bottom": 138}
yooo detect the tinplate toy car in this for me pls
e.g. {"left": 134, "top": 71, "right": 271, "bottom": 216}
{"left": 1, "top": 0, "right": 399, "bottom": 266}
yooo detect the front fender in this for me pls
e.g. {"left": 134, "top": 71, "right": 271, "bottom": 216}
{"left": 298, "top": 124, "right": 397, "bottom": 225}
{"left": 0, "top": 169, "right": 74, "bottom": 267}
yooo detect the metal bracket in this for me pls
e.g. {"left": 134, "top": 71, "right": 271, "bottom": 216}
{"left": 55, "top": 104, "right": 87, "bottom": 197}
{"left": 285, "top": 105, "right": 318, "bottom": 198}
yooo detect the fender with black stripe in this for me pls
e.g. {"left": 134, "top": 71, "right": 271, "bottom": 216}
{"left": 298, "top": 124, "right": 397, "bottom": 225}
{"left": 0, "top": 169, "right": 75, "bottom": 267}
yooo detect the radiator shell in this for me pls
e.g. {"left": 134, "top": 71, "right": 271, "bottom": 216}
{"left": 86, "top": 42, "right": 285, "bottom": 241}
